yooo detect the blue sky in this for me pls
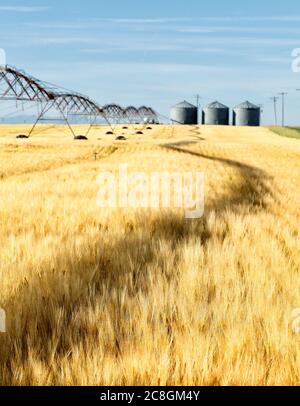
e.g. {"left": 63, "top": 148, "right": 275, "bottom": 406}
{"left": 1, "top": 0, "right": 300, "bottom": 124}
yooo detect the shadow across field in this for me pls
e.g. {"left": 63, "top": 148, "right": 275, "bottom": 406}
{"left": 161, "top": 141, "right": 275, "bottom": 209}
{"left": 0, "top": 144, "right": 276, "bottom": 384}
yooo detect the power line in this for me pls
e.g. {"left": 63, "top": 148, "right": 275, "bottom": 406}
{"left": 270, "top": 96, "right": 279, "bottom": 125}
{"left": 195, "top": 94, "right": 201, "bottom": 109}
{"left": 278, "top": 92, "right": 288, "bottom": 127}
{"left": 195, "top": 94, "right": 201, "bottom": 124}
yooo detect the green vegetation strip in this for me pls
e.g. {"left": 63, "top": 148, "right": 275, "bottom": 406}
{"left": 269, "top": 126, "right": 300, "bottom": 140}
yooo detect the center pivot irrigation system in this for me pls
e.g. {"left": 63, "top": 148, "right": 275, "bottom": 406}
{"left": 0, "top": 65, "right": 158, "bottom": 139}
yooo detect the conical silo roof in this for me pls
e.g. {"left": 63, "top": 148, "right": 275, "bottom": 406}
{"left": 172, "top": 100, "right": 197, "bottom": 109}
{"left": 205, "top": 101, "right": 229, "bottom": 109}
{"left": 234, "top": 101, "right": 259, "bottom": 109}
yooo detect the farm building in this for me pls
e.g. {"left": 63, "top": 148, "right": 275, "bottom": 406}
{"left": 202, "top": 101, "right": 230, "bottom": 125}
{"left": 233, "top": 101, "right": 261, "bottom": 126}
{"left": 170, "top": 101, "right": 198, "bottom": 125}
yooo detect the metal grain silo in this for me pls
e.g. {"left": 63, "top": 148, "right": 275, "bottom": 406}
{"left": 202, "top": 101, "right": 229, "bottom": 125}
{"left": 170, "top": 101, "right": 198, "bottom": 125}
{"left": 233, "top": 101, "right": 261, "bottom": 126}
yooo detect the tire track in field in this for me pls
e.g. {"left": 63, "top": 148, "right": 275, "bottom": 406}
{"left": 189, "top": 125, "right": 205, "bottom": 141}
{"left": 161, "top": 140, "right": 277, "bottom": 211}
{"left": 162, "top": 139, "right": 299, "bottom": 272}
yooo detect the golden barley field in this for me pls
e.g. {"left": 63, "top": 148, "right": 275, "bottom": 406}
{"left": 0, "top": 123, "right": 299, "bottom": 386}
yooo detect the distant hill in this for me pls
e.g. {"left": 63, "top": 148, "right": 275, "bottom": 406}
{"left": 0, "top": 115, "right": 37, "bottom": 124}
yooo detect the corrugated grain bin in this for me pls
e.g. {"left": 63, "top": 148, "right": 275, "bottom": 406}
{"left": 170, "top": 101, "right": 198, "bottom": 125}
{"left": 202, "top": 101, "right": 229, "bottom": 125}
{"left": 233, "top": 101, "right": 261, "bottom": 126}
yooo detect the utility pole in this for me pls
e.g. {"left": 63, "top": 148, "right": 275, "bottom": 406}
{"left": 270, "top": 96, "right": 279, "bottom": 125}
{"left": 195, "top": 94, "right": 201, "bottom": 124}
{"left": 278, "top": 92, "right": 288, "bottom": 127}
{"left": 196, "top": 94, "right": 200, "bottom": 110}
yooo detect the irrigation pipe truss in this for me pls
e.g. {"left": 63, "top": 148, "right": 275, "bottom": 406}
{"left": 0, "top": 65, "right": 158, "bottom": 138}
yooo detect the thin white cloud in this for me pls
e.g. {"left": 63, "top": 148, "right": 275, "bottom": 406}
{"left": 31, "top": 61, "right": 231, "bottom": 82}
{"left": 0, "top": 6, "right": 48, "bottom": 13}
{"left": 256, "top": 57, "right": 290, "bottom": 64}
{"left": 21, "top": 16, "right": 300, "bottom": 35}
{"left": 179, "top": 26, "right": 300, "bottom": 35}
{"left": 29, "top": 29, "right": 300, "bottom": 50}
{"left": 24, "top": 22, "right": 85, "bottom": 29}
{"left": 32, "top": 37, "right": 98, "bottom": 45}
{"left": 95, "top": 16, "right": 300, "bottom": 23}
{"left": 100, "top": 17, "right": 194, "bottom": 24}
{"left": 175, "top": 36, "right": 300, "bottom": 47}
{"left": 200, "top": 16, "right": 300, "bottom": 22}
{"left": 82, "top": 43, "right": 187, "bottom": 52}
